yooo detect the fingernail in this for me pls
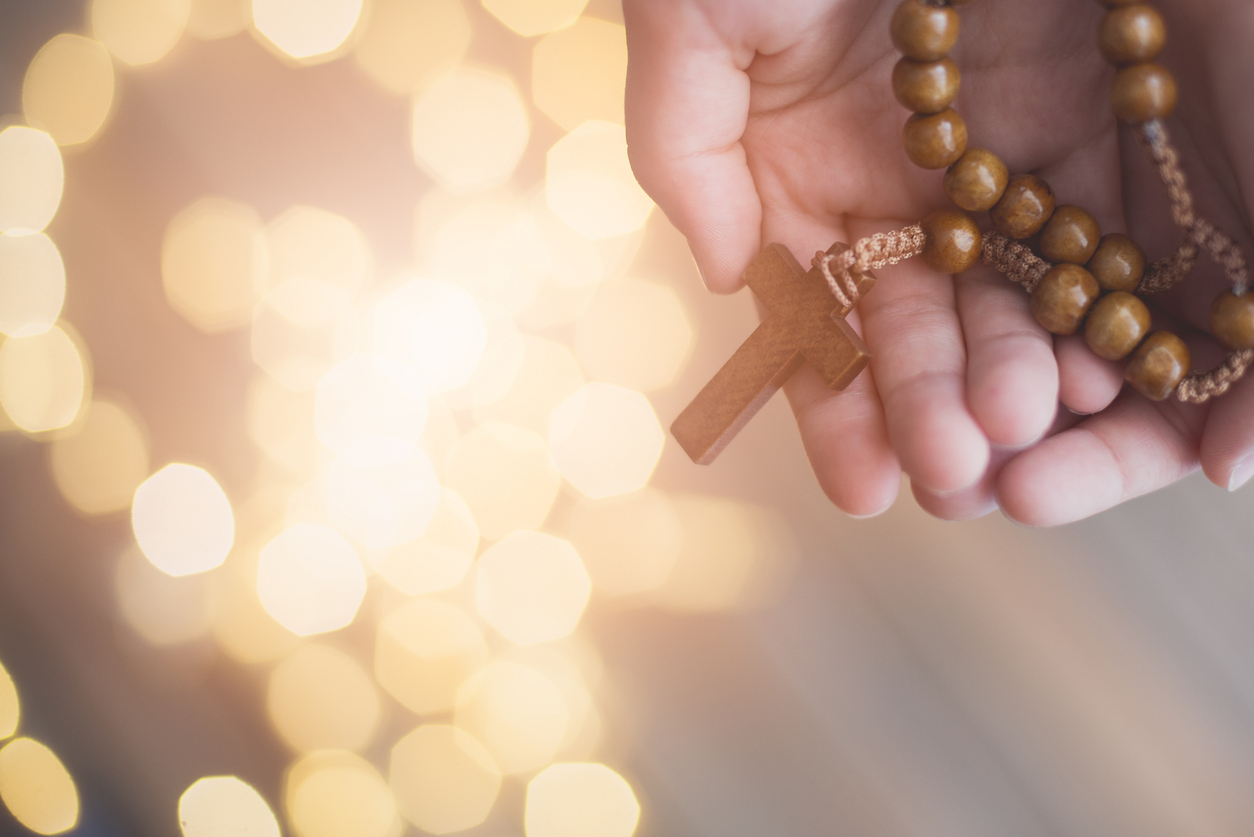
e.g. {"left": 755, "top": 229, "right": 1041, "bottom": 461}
{"left": 1230, "top": 455, "right": 1254, "bottom": 492}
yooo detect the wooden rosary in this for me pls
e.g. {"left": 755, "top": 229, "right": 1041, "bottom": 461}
{"left": 672, "top": 0, "right": 1254, "bottom": 465}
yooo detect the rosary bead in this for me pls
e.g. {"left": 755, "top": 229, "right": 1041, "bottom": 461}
{"left": 893, "top": 57, "right": 960, "bottom": 114}
{"left": 903, "top": 108, "right": 967, "bottom": 169}
{"left": 1098, "top": 5, "right": 1167, "bottom": 65}
{"left": 1084, "top": 291, "right": 1150, "bottom": 360}
{"left": 943, "top": 148, "right": 1008, "bottom": 212}
{"left": 891, "top": 0, "right": 960, "bottom": 62}
{"left": 1087, "top": 233, "right": 1145, "bottom": 291}
{"left": 1210, "top": 290, "right": 1254, "bottom": 350}
{"left": 1110, "top": 63, "right": 1177, "bottom": 123}
{"left": 990, "top": 173, "right": 1055, "bottom": 239}
{"left": 1031, "top": 264, "right": 1101, "bottom": 335}
{"left": 1124, "top": 330, "right": 1190, "bottom": 400}
{"left": 921, "top": 209, "right": 982, "bottom": 274}
{"left": 1040, "top": 205, "right": 1102, "bottom": 265}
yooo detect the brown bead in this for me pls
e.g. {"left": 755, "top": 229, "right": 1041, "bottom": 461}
{"left": 921, "top": 210, "right": 982, "bottom": 274}
{"left": 1125, "top": 331, "right": 1191, "bottom": 401}
{"left": 903, "top": 108, "right": 967, "bottom": 169}
{"left": 944, "top": 148, "right": 1008, "bottom": 212}
{"left": 892, "top": 57, "right": 960, "bottom": 114}
{"left": 1031, "top": 264, "right": 1101, "bottom": 335}
{"left": 1084, "top": 291, "right": 1150, "bottom": 360}
{"left": 1099, "top": 5, "right": 1167, "bottom": 65}
{"left": 890, "top": 0, "right": 960, "bottom": 62}
{"left": 1087, "top": 233, "right": 1145, "bottom": 291}
{"left": 1040, "top": 205, "right": 1102, "bottom": 265}
{"left": 990, "top": 173, "right": 1055, "bottom": 239}
{"left": 1210, "top": 290, "right": 1254, "bottom": 350}
{"left": 1111, "top": 63, "right": 1177, "bottom": 123}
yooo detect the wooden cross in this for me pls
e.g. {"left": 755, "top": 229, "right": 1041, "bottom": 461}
{"left": 671, "top": 241, "right": 876, "bottom": 464}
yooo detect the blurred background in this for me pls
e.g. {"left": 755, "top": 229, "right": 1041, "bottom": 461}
{"left": 1, "top": 1, "right": 1254, "bottom": 836}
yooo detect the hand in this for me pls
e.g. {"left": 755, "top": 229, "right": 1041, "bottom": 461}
{"left": 623, "top": 0, "right": 1254, "bottom": 523}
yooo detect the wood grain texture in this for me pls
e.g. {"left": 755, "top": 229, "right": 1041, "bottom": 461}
{"left": 672, "top": 242, "right": 875, "bottom": 464}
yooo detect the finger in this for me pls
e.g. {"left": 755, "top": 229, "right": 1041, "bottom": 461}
{"left": 1055, "top": 334, "right": 1125, "bottom": 414}
{"left": 1198, "top": 358, "right": 1254, "bottom": 491}
{"left": 956, "top": 264, "right": 1059, "bottom": 447}
{"left": 624, "top": 0, "right": 761, "bottom": 292}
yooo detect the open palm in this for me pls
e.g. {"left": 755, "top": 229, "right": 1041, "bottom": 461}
{"left": 624, "top": 0, "right": 1254, "bottom": 522}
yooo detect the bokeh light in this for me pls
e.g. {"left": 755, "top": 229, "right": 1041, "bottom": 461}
{"left": 0, "top": 232, "right": 66, "bottom": 337}
{"left": 372, "top": 278, "right": 487, "bottom": 394}
{"left": 179, "top": 776, "right": 280, "bottom": 837}
{"left": 132, "top": 463, "right": 235, "bottom": 576}
{"left": 411, "top": 69, "right": 530, "bottom": 195}
{"left": 353, "top": 0, "right": 470, "bottom": 96}
{"left": 252, "top": 0, "right": 364, "bottom": 62}
{"left": 525, "top": 763, "right": 639, "bottom": 837}
{"left": 247, "top": 374, "right": 319, "bottom": 473}
{"left": 22, "top": 34, "right": 115, "bottom": 146}
{"left": 0, "top": 660, "right": 16, "bottom": 740}
{"left": 375, "top": 599, "right": 488, "bottom": 715}
{"left": 375, "top": 487, "right": 479, "bottom": 595}
{"left": 314, "top": 354, "right": 426, "bottom": 455}
{"left": 0, "top": 126, "right": 63, "bottom": 235}
{"left": 186, "top": 0, "right": 252, "bottom": 40}
{"left": 481, "top": 0, "right": 588, "bottom": 36}
{"left": 264, "top": 206, "right": 367, "bottom": 298}
{"left": 532, "top": 17, "right": 627, "bottom": 131}
{"left": 91, "top": 0, "right": 191, "bottom": 65}
{"left": 547, "top": 121, "right": 653, "bottom": 240}
{"left": 50, "top": 398, "right": 148, "bottom": 515}
{"left": 575, "top": 277, "right": 693, "bottom": 391}
{"left": 567, "top": 488, "right": 682, "bottom": 596}
{"left": 418, "top": 395, "right": 460, "bottom": 477}
{"left": 115, "top": 544, "right": 212, "bottom": 645}
{"left": 326, "top": 439, "right": 439, "bottom": 549}
{"left": 210, "top": 542, "right": 301, "bottom": 665}
{"left": 256, "top": 522, "right": 366, "bottom": 635}
{"left": 163, "top": 197, "right": 266, "bottom": 333}
{"left": 508, "top": 644, "right": 598, "bottom": 755}
{"left": 251, "top": 277, "right": 358, "bottom": 391}
{"left": 527, "top": 188, "right": 643, "bottom": 289}
{"left": 268, "top": 644, "right": 380, "bottom": 753}
{"left": 444, "top": 423, "right": 561, "bottom": 539}
{"left": 389, "top": 725, "right": 500, "bottom": 834}
{"left": 285, "top": 751, "right": 401, "bottom": 837}
{"left": 476, "top": 531, "right": 591, "bottom": 645}
{"left": 449, "top": 315, "right": 525, "bottom": 409}
{"left": 0, "top": 325, "right": 86, "bottom": 433}
{"left": 0, "top": 738, "right": 79, "bottom": 836}
{"left": 457, "top": 660, "right": 569, "bottom": 774}
{"left": 549, "top": 383, "right": 664, "bottom": 499}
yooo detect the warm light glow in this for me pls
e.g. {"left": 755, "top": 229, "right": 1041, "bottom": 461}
{"left": 516, "top": 277, "right": 597, "bottom": 330}
{"left": 326, "top": 439, "right": 439, "bottom": 549}
{"left": 163, "top": 197, "right": 266, "bottom": 333}
{"left": 533, "top": 17, "right": 627, "bottom": 131}
{"left": 0, "top": 660, "right": 17, "bottom": 740}
{"left": 470, "top": 335, "right": 584, "bottom": 436}
{"left": 525, "top": 763, "right": 639, "bottom": 837}
{"left": 256, "top": 523, "right": 366, "bottom": 635}
{"left": 476, "top": 531, "right": 590, "bottom": 645}
{"left": 0, "top": 325, "right": 85, "bottom": 433}
{"left": 0, "top": 127, "right": 63, "bottom": 235}
{"left": 390, "top": 725, "right": 500, "bottom": 834}
{"left": 528, "top": 188, "right": 644, "bottom": 289}
{"left": 444, "top": 423, "right": 562, "bottom": 540}
{"left": 286, "top": 751, "right": 401, "bottom": 837}
{"left": 132, "top": 463, "right": 235, "bottom": 576}
{"left": 179, "top": 776, "right": 280, "bottom": 837}
{"left": 547, "top": 121, "right": 654, "bottom": 240}
{"left": 187, "top": 0, "right": 252, "bottom": 39}
{"left": 411, "top": 69, "right": 530, "bottom": 195}
{"left": 115, "top": 545, "right": 212, "bottom": 645}
{"left": 567, "top": 488, "right": 681, "bottom": 596}
{"left": 482, "top": 0, "right": 588, "bottom": 36}
{"left": 22, "top": 34, "right": 115, "bottom": 146}
{"left": 268, "top": 644, "right": 380, "bottom": 753}
{"left": 375, "top": 600, "right": 488, "bottom": 715}
{"left": 457, "top": 661, "right": 568, "bottom": 774}
{"left": 576, "top": 277, "right": 693, "bottom": 391}
{"left": 92, "top": 0, "right": 192, "bottom": 65}
{"left": 263, "top": 206, "right": 367, "bottom": 298}
{"left": 419, "top": 395, "right": 460, "bottom": 477}
{"left": 50, "top": 399, "right": 148, "bottom": 515}
{"left": 353, "top": 0, "right": 470, "bottom": 95}
{"left": 315, "top": 354, "right": 427, "bottom": 455}
{"left": 448, "top": 315, "right": 525, "bottom": 408}
{"left": 252, "top": 0, "right": 364, "bottom": 61}
{"left": 247, "top": 375, "right": 319, "bottom": 473}
{"left": 508, "top": 644, "right": 597, "bottom": 754}
{"left": 549, "top": 383, "right": 664, "bottom": 499}
{"left": 252, "top": 277, "right": 358, "bottom": 391}
{"left": 0, "top": 233, "right": 66, "bottom": 337}
{"left": 209, "top": 544, "right": 301, "bottom": 665}
{"left": 0, "top": 738, "right": 79, "bottom": 836}
{"left": 376, "top": 488, "right": 479, "bottom": 595}
{"left": 372, "top": 278, "right": 487, "bottom": 394}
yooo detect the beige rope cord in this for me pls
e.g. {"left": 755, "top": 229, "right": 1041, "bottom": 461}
{"left": 813, "top": 224, "right": 925, "bottom": 308}
{"left": 980, "top": 232, "right": 1050, "bottom": 292}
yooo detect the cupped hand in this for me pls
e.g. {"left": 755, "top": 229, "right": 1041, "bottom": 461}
{"left": 623, "top": 0, "right": 1254, "bottom": 522}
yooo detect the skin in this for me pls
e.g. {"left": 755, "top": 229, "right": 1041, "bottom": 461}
{"left": 623, "top": 0, "right": 1254, "bottom": 524}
